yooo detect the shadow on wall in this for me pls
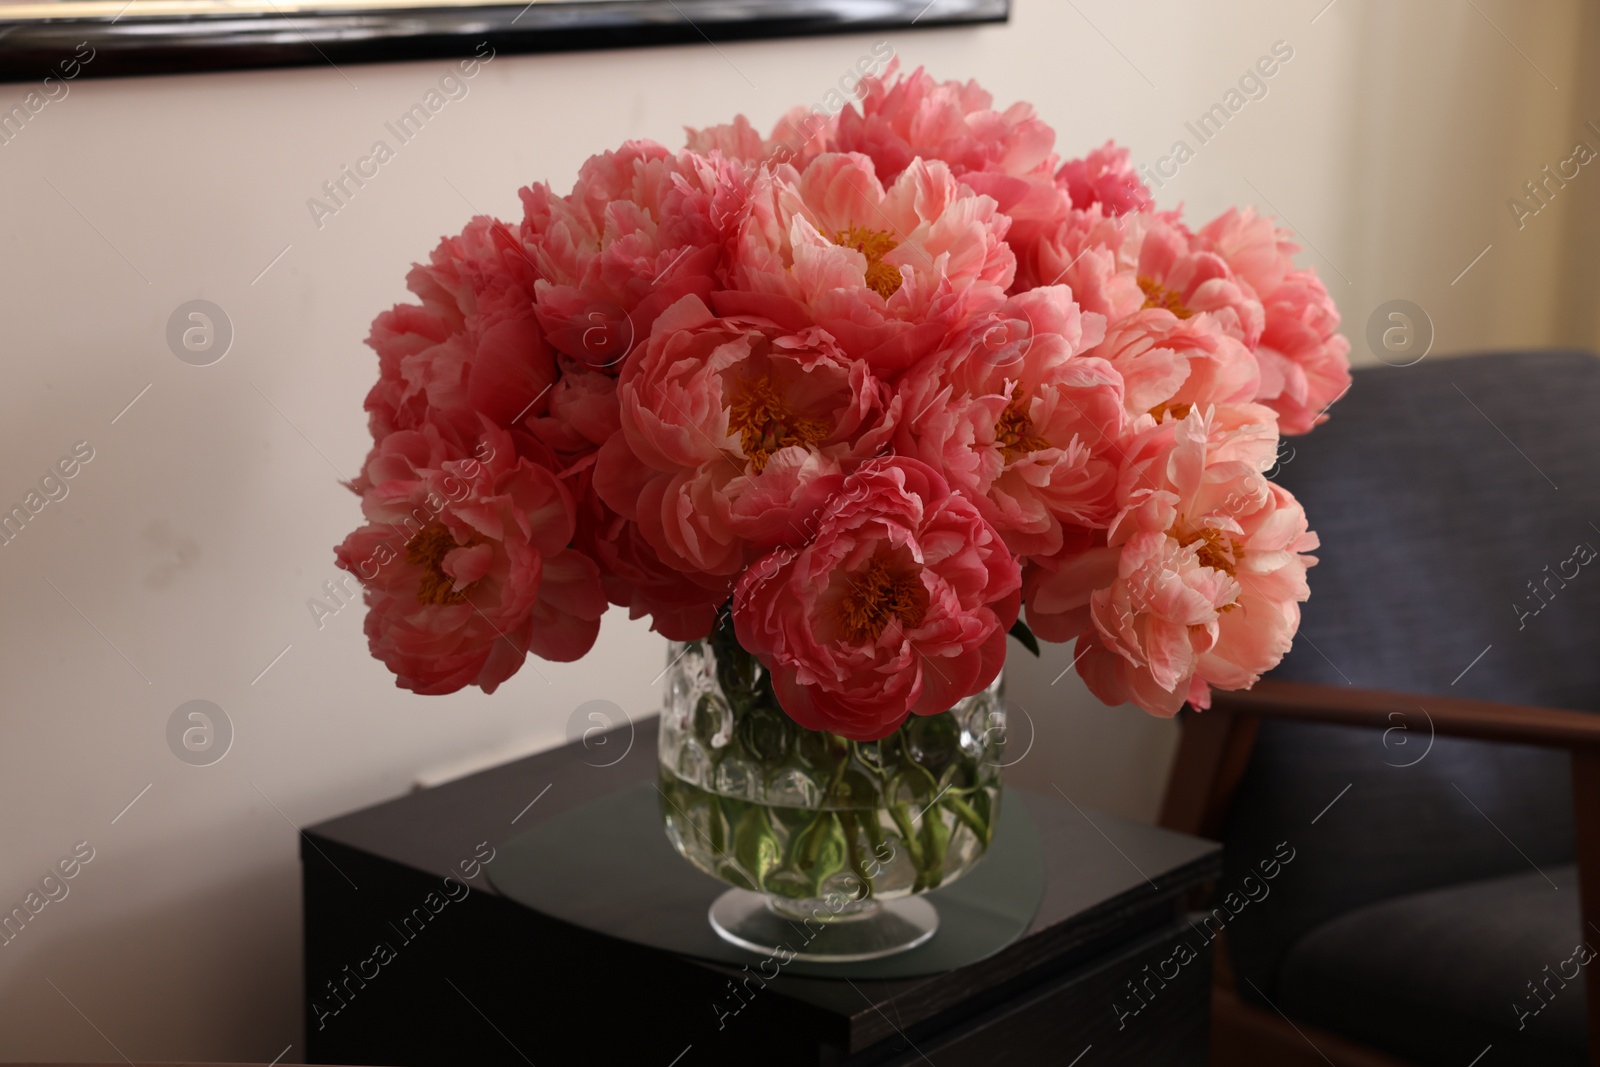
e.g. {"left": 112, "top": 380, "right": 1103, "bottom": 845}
{"left": 0, "top": 834, "right": 301, "bottom": 1062}
{"left": 1002, "top": 642, "right": 1179, "bottom": 825}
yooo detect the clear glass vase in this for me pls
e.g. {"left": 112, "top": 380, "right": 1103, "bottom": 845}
{"left": 657, "top": 619, "right": 1005, "bottom": 962}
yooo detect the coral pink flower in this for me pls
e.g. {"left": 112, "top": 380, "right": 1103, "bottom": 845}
{"left": 734, "top": 457, "right": 1021, "bottom": 741}
{"left": 363, "top": 217, "right": 558, "bottom": 452}
{"left": 1093, "top": 310, "right": 1260, "bottom": 422}
{"left": 834, "top": 63, "right": 1087, "bottom": 270}
{"left": 685, "top": 109, "right": 835, "bottom": 171}
{"left": 525, "top": 367, "right": 622, "bottom": 461}
{"left": 1027, "top": 407, "right": 1317, "bottom": 716}
{"left": 1057, "top": 141, "right": 1153, "bottom": 216}
{"left": 1197, "top": 206, "right": 1297, "bottom": 298}
{"left": 835, "top": 65, "right": 1055, "bottom": 183}
{"left": 1253, "top": 271, "right": 1352, "bottom": 434}
{"left": 520, "top": 142, "right": 748, "bottom": 372}
{"left": 1124, "top": 214, "right": 1264, "bottom": 347}
{"left": 895, "top": 286, "right": 1123, "bottom": 556}
{"left": 334, "top": 423, "right": 605, "bottom": 694}
{"left": 720, "top": 152, "right": 1016, "bottom": 374}
{"left": 1198, "top": 208, "right": 1352, "bottom": 433}
{"left": 568, "top": 465, "right": 727, "bottom": 641}
{"left": 594, "top": 294, "right": 888, "bottom": 581}
{"left": 1025, "top": 210, "right": 1263, "bottom": 346}
{"left": 1023, "top": 204, "right": 1143, "bottom": 317}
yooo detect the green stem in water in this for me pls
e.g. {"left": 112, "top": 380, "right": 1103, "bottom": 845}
{"left": 839, "top": 810, "right": 872, "bottom": 901}
{"left": 888, "top": 801, "right": 926, "bottom": 873}
{"left": 944, "top": 793, "right": 992, "bottom": 848}
{"left": 917, "top": 806, "right": 951, "bottom": 891}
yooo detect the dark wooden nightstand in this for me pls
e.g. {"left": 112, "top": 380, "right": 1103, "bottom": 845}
{"left": 302, "top": 717, "right": 1219, "bottom": 1066}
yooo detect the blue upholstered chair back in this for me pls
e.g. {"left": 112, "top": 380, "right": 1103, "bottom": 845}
{"left": 1222, "top": 350, "right": 1600, "bottom": 996}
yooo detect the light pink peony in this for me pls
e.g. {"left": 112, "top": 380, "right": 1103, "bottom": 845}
{"left": 335, "top": 422, "right": 605, "bottom": 694}
{"left": 837, "top": 64, "right": 1062, "bottom": 232}
{"left": 685, "top": 109, "right": 835, "bottom": 171}
{"left": 594, "top": 294, "right": 888, "bottom": 581}
{"left": 1198, "top": 208, "right": 1351, "bottom": 433}
{"left": 1031, "top": 211, "right": 1261, "bottom": 342}
{"left": 836, "top": 65, "right": 1056, "bottom": 184}
{"left": 1057, "top": 141, "right": 1153, "bottom": 216}
{"left": 1251, "top": 271, "right": 1352, "bottom": 435}
{"left": 719, "top": 152, "right": 1016, "bottom": 374}
{"left": 733, "top": 457, "right": 1021, "bottom": 741}
{"left": 1093, "top": 309, "right": 1261, "bottom": 423}
{"left": 1197, "top": 206, "right": 1297, "bottom": 298}
{"left": 1023, "top": 203, "right": 1143, "bottom": 317}
{"left": 1123, "top": 214, "right": 1264, "bottom": 347}
{"left": 894, "top": 286, "right": 1123, "bottom": 557}
{"left": 1027, "top": 406, "right": 1318, "bottom": 716}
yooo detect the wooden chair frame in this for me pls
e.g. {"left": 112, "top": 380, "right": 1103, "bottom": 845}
{"left": 1160, "top": 677, "right": 1600, "bottom": 1067}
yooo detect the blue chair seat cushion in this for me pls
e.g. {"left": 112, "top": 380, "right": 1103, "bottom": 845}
{"left": 1276, "top": 864, "right": 1588, "bottom": 1065}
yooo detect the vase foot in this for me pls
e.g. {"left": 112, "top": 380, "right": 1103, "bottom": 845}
{"left": 708, "top": 888, "right": 938, "bottom": 962}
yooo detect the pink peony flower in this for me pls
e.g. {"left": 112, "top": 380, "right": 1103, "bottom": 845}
{"left": 838, "top": 66, "right": 1057, "bottom": 188}
{"left": 1030, "top": 211, "right": 1261, "bottom": 341}
{"left": 520, "top": 142, "right": 748, "bottom": 373}
{"left": 835, "top": 64, "right": 1073, "bottom": 269}
{"left": 525, "top": 367, "right": 622, "bottom": 461}
{"left": 1252, "top": 271, "right": 1352, "bottom": 435}
{"left": 1057, "top": 141, "right": 1153, "bottom": 216}
{"left": 733, "top": 457, "right": 1021, "bottom": 741}
{"left": 594, "top": 294, "right": 888, "bottom": 581}
{"left": 568, "top": 463, "right": 727, "bottom": 641}
{"left": 1027, "top": 406, "right": 1317, "bottom": 716}
{"left": 1198, "top": 208, "right": 1351, "bottom": 433}
{"left": 1093, "top": 309, "right": 1261, "bottom": 422}
{"left": 1123, "top": 214, "right": 1264, "bottom": 347}
{"left": 335, "top": 422, "right": 605, "bottom": 694}
{"left": 685, "top": 109, "right": 835, "bottom": 171}
{"left": 1022, "top": 203, "right": 1144, "bottom": 317}
{"left": 1196, "top": 206, "right": 1297, "bottom": 298}
{"left": 363, "top": 216, "right": 558, "bottom": 453}
{"left": 894, "top": 286, "right": 1124, "bottom": 557}
{"left": 720, "top": 152, "right": 1016, "bottom": 374}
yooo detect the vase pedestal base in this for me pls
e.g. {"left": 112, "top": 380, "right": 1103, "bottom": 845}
{"left": 708, "top": 887, "right": 938, "bottom": 962}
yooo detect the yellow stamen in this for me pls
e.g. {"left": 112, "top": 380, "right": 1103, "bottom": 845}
{"left": 1149, "top": 402, "right": 1193, "bottom": 422}
{"left": 727, "top": 376, "right": 832, "bottom": 472}
{"left": 1173, "top": 525, "right": 1241, "bottom": 611}
{"left": 838, "top": 557, "right": 928, "bottom": 644}
{"left": 407, "top": 523, "right": 474, "bottom": 606}
{"left": 1138, "top": 275, "right": 1193, "bottom": 319}
{"left": 995, "top": 400, "right": 1050, "bottom": 461}
{"left": 833, "top": 225, "right": 904, "bottom": 299}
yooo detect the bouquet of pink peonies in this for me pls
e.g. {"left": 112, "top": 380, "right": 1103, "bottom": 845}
{"left": 335, "top": 65, "right": 1347, "bottom": 741}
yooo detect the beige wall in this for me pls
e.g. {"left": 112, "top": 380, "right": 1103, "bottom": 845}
{"left": 0, "top": 0, "right": 1592, "bottom": 1059}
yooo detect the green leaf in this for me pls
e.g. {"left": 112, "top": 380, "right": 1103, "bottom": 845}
{"left": 1008, "top": 618, "right": 1041, "bottom": 657}
{"left": 798, "top": 814, "right": 849, "bottom": 894}
{"left": 732, "top": 805, "right": 781, "bottom": 891}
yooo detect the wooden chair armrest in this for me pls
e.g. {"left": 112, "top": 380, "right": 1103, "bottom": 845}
{"left": 1210, "top": 677, "right": 1600, "bottom": 749}
{"left": 1159, "top": 677, "right": 1600, "bottom": 839}
{"left": 1168, "top": 678, "right": 1600, "bottom": 1066}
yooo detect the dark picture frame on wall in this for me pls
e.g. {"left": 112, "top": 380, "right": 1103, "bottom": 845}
{"left": 0, "top": 0, "right": 1009, "bottom": 83}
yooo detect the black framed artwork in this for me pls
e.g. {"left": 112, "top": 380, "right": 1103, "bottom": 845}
{"left": 0, "top": 0, "right": 1009, "bottom": 83}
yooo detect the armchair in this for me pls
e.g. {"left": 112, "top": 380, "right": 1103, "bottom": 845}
{"left": 1159, "top": 350, "right": 1600, "bottom": 1066}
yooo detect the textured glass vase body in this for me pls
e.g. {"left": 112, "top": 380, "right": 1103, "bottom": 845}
{"left": 657, "top": 629, "right": 1005, "bottom": 921}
